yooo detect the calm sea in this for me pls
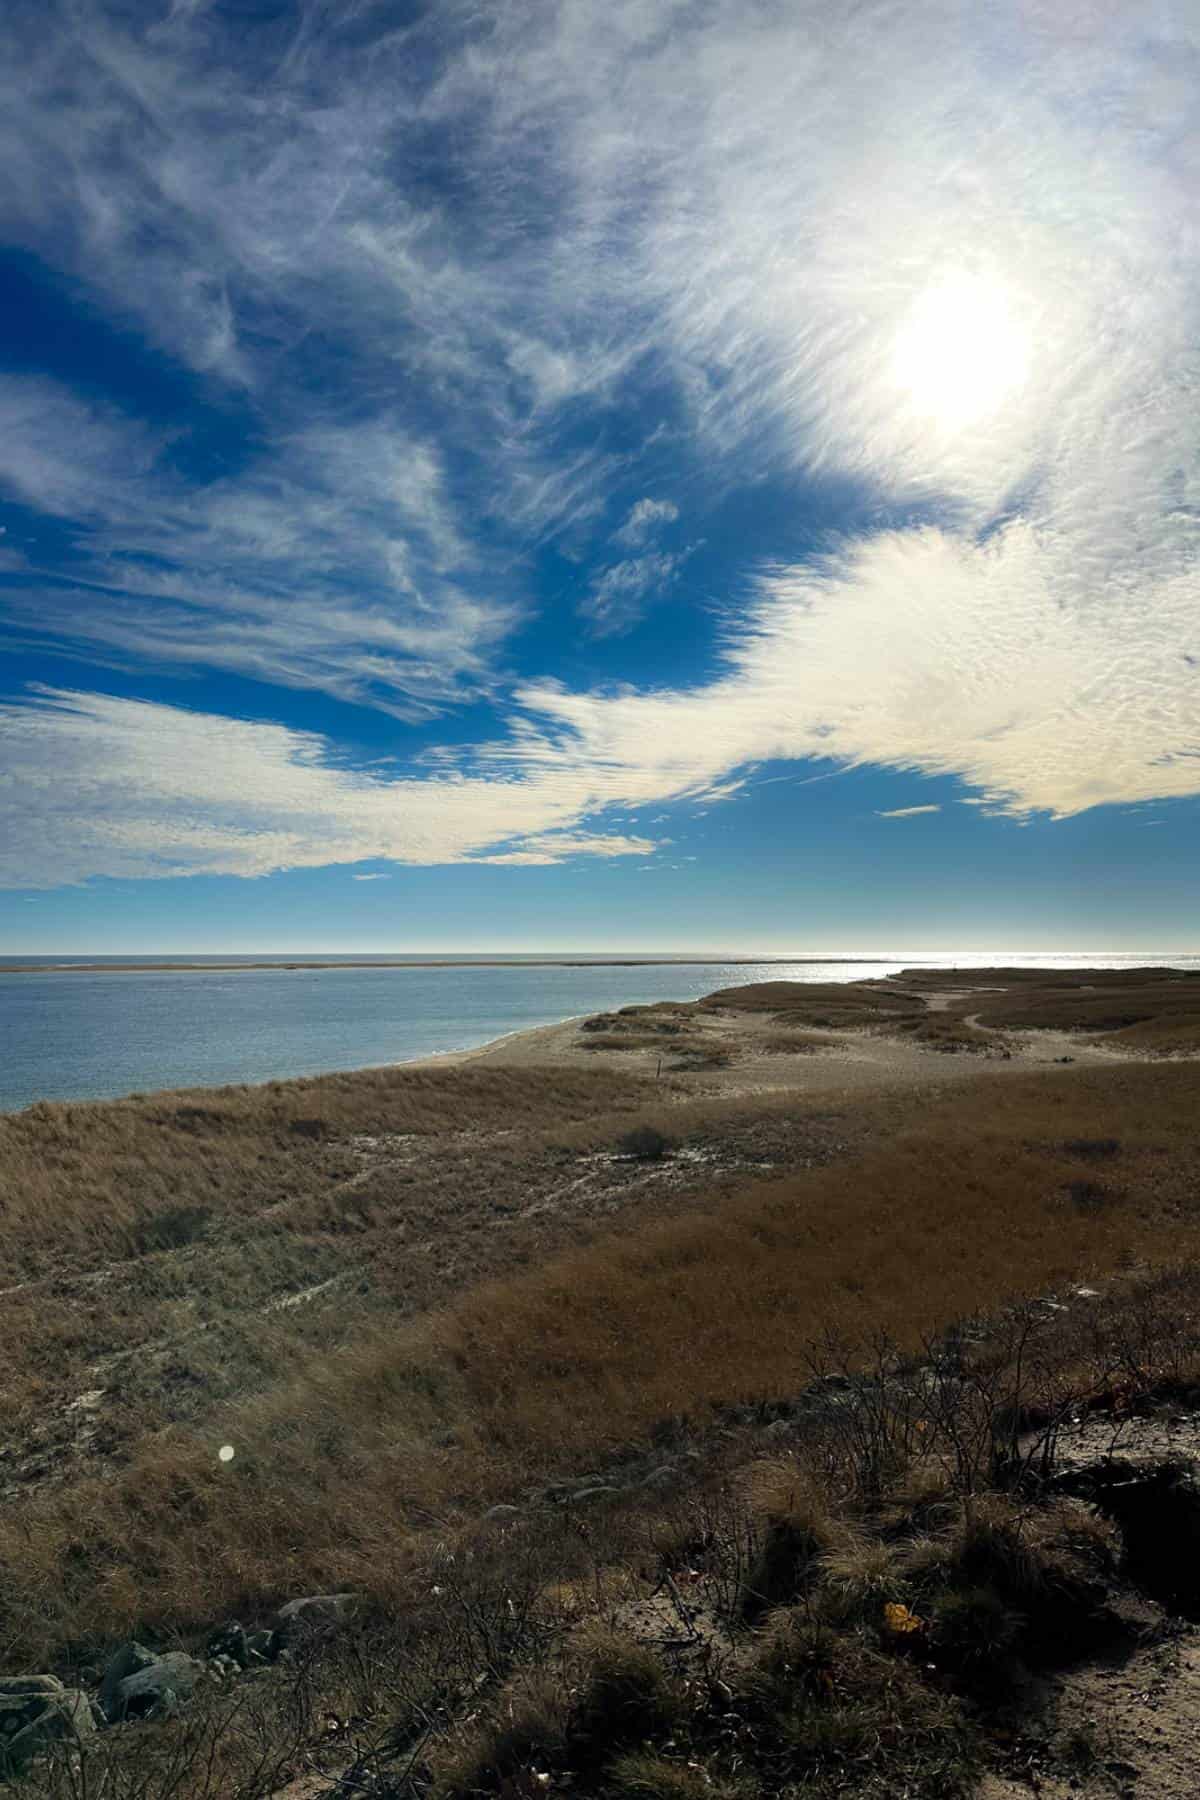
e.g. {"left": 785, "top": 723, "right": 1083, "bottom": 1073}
{"left": 1, "top": 952, "right": 1195, "bottom": 1114}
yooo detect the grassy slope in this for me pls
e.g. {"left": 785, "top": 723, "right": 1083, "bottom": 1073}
{"left": 2, "top": 1057, "right": 1198, "bottom": 1668}
{"left": 4, "top": 968, "right": 1200, "bottom": 1797}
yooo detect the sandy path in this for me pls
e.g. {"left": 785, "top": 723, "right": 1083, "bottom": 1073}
{"left": 978, "top": 1630, "right": 1200, "bottom": 1799}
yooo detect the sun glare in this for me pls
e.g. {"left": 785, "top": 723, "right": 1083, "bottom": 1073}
{"left": 889, "top": 272, "right": 1030, "bottom": 432}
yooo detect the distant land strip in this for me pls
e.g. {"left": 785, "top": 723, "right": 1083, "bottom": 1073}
{"left": 0, "top": 956, "right": 899, "bottom": 975}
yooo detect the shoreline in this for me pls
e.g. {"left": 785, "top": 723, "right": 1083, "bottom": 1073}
{"left": 394, "top": 1013, "right": 589, "bottom": 1072}
{"left": 5, "top": 964, "right": 1188, "bottom": 1114}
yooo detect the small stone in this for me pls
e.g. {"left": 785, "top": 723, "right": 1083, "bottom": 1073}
{"left": 484, "top": 1503, "right": 523, "bottom": 1522}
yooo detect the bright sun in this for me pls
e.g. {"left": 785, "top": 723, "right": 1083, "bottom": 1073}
{"left": 889, "top": 272, "right": 1030, "bottom": 433}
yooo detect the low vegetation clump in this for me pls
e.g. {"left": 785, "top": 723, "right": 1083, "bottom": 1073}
{"left": 616, "top": 1122, "right": 675, "bottom": 1160}
{"left": 887, "top": 1013, "right": 1007, "bottom": 1055}
{"left": 582, "top": 1007, "right": 686, "bottom": 1036}
{"left": 702, "top": 980, "right": 918, "bottom": 1030}
{"left": 581, "top": 1030, "right": 676, "bottom": 1053}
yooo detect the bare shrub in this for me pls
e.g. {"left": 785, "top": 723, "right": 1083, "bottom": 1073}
{"left": 617, "top": 1124, "right": 673, "bottom": 1160}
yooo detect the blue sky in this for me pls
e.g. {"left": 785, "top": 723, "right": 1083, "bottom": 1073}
{"left": 0, "top": 0, "right": 1197, "bottom": 952}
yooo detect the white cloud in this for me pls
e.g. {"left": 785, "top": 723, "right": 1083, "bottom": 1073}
{"left": 505, "top": 524, "right": 1200, "bottom": 821}
{"left": 581, "top": 550, "right": 692, "bottom": 636}
{"left": 0, "top": 689, "right": 664, "bottom": 886}
{"left": 613, "top": 499, "right": 679, "bottom": 548}
{"left": 474, "top": 833, "right": 655, "bottom": 866}
{"left": 0, "top": 0, "right": 1198, "bottom": 880}
{"left": 0, "top": 381, "right": 511, "bottom": 718}
{"left": 351, "top": 873, "right": 390, "bottom": 881}
{"left": 7, "top": 496, "right": 1195, "bottom": 889}
{"left": 877, "top": 805, "right": 941, "bottom": 819}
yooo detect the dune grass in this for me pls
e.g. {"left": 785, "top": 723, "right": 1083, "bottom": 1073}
{"left": 701, "top": 967, "right": 1200, "bottom": 1053}
{"left": 441, "top": 1063, "right": 1200, "bottom": 1463}
{"left": 897, "top": 966, "right": 1200, "bottom": 1052}
{"left": 0, "top": 1064, "right": 653, "bottom": 1285}
{"left": 5, "top": 972, "right": 1200, "bottom": 1796}
{"left": 1, "top": 1058, "right": 1198, "bottom": 1669}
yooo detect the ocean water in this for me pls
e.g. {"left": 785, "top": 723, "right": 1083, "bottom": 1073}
{"left": 0, "top": 952, "right": 1195, "bottom": 1113}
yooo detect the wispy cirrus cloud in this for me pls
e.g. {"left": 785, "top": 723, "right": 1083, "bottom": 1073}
{"left": 613, "top": 499, "right": 680, "bottom": 549}
{"left": 877, "top": 806, "right": 941, "bottom": 819}
{"left": 0, "top": 0, "right": 1198, "bottom": 892}
{"left": 0, "top": 379, "right": 511, "bottom": 718}
{"left": 579, "top": 495, "right": 692, "bottom": 635}
{"left": 581, "top": 550, "right": 693, "bottom": 637}
{"left": 3, "top": 504, "right": 1196, "bottom": 891}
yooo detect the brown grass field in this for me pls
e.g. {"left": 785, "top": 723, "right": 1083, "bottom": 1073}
{"left": 2, "top": 967, "right": 1200, "bottom": 1796}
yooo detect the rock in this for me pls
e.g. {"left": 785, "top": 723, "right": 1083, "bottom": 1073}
{"left": 570, "top": 1485, "right": 620, "bottom": 1503}
{"left": 274, "top": 1593, "right": 361, "bottom": 1642}
{"left": 207, "top": 1621, "right": 249, "bottom": 1668}
{"left": 99, "top": 1642, "right": 157, "bottom": 1722}
{"left": 0, "top": 1686, "right": 94, "bottom": 1775}
{"left": 112, "top": 1652, "right": 206, "bottom": 1722}
{"left": 763, "top": 1418, "right": 793, "bottom": 1440}
{"left": 483, "top": 1504, "right": 522, "bottom": 1522}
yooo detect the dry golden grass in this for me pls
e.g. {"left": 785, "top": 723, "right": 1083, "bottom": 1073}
{"left": 701, "top": 980, "right": 916, "bottom": 1029}
{"left": 0, "top": 1075, "right": 858, "bottom": 1466}
{"left": 2, "top": 1058, "right": 1198, "bottom": 1668}
{"left": 0, "top": 1064, "right": 650, "bottom": 1287}
{"left": 897, "top": 966, "right": 1200, "bottom": 1052}
{"left": 886, "top": 1013, "right": 1004, "bottom": 1054}
{"left": 441, "top": 1063, "right": 1200, "bottom": 1463}
{"left": 702, "top": 967, "right": 1200, "bottom": 1053}
{"left": 756, "top": 1029, "right": 837, "bottom": 1054}
{"left": 580, "top": 1031, "right": 677, "bottom": 1052}
{"left": 8, "top": 971, "right": 1200, "bottom": 1796}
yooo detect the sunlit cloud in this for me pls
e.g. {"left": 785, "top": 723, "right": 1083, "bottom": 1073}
{"left": 877, "top": 806, "right": 942, "bottom": 819}
{"left": 0, "top": 689, "right": 665, "bottom": 885}
{"left": 0, "top": 0, "right": 1197, "bottom": 888}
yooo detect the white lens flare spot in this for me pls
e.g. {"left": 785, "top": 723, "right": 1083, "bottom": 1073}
{"left": 890, "top": 273, "right": 1030, "bottom": 432}
{"left": 218, "top": 1444, "right": 235, "bottom": 1464}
